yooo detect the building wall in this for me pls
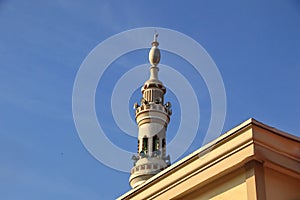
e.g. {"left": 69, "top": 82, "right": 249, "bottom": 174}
{"left": 179, "top": 164, "right": 300, "bottom": 200}
{"left": 177, "top": 168, "right": 248, "bottom": 200}
{"left": 118, "top": 119, "right": 300, "bottom": 200}
{"left": 264, "top": 166, "right": 300, "bottom": 200}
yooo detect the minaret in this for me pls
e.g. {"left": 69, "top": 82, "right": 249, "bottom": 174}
{"left": 129, "top": 34, "right": 172, "bottom": 188}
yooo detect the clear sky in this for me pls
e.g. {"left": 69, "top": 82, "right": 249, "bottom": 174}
{"left": 1, "top": 1, "right": 299, "bottom": 199}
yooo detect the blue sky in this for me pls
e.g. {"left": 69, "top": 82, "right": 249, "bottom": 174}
{"left": 1, "top": 0, "right": 300, "bottom": 199}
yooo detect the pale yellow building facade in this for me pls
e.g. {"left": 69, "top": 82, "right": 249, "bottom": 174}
{"left": 118, "top": 118, "right": 300, "bottom": 200}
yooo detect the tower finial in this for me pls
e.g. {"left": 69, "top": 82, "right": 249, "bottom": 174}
{"left": 154, "top": 31, "right": 158, "bottom": 42}
{"left": 152, "top": 32, "right": 159, "bottom": 47}
{"left": 149, "top": 32, "right": 160, "bottom": 66}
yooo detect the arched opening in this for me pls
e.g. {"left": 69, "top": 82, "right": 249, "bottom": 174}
{"left": 153, "top": 135, "right": 159, "bottom": 151}
{"left": 142, "top": 137, "right": 148, "bottom": 153}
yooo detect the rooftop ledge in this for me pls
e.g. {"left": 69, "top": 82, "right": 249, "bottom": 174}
{"left": 118, "top": 118, "right": 300, "bottom": 200}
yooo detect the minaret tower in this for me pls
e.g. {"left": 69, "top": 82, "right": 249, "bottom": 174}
{"left": 129, "top": 34, "right": 172, "bottom": 188}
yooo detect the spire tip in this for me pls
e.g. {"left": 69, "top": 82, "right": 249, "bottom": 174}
{"left": 154, "top": 31, "right": 158, "bottom": 42}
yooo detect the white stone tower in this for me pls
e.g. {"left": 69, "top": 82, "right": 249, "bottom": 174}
{"left": 129, "top": 34, "right": 172, "bottom": 188}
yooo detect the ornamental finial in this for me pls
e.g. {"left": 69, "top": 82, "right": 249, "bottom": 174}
{"left": 154, "top": 31, "right": 158, "bottom": 42}
{"left": 149, "top": 32, "right": 160, "bottom": 66}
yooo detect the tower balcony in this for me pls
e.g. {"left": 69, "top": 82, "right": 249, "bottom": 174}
{"left": 131, "top": 151, "right": 170, "bottom": 166}
{"left": 135, "top": 102, "right": 170, "bottom": 115}
{"left": 130, "top": 162, "right": 167, "bottom": 175}
{"left": 129, "top": 155, "right": 171, "bottom": 188}
{"left": 135, "top": 103, "right": 171, "bottom": 127}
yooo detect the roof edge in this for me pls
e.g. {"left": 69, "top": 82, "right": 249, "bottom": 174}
{"left": 117, "top": 118, "right": 299, "bottom": 199}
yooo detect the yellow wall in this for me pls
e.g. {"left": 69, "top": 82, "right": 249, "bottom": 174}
{"left": 178, "top": 169, "right": 248, "bottom": 200}
{"left": 118, "top": 119, "right": 300, "bottom": 200}
{"left": 264, "top": 167, "right": 300, "bottom": 200}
